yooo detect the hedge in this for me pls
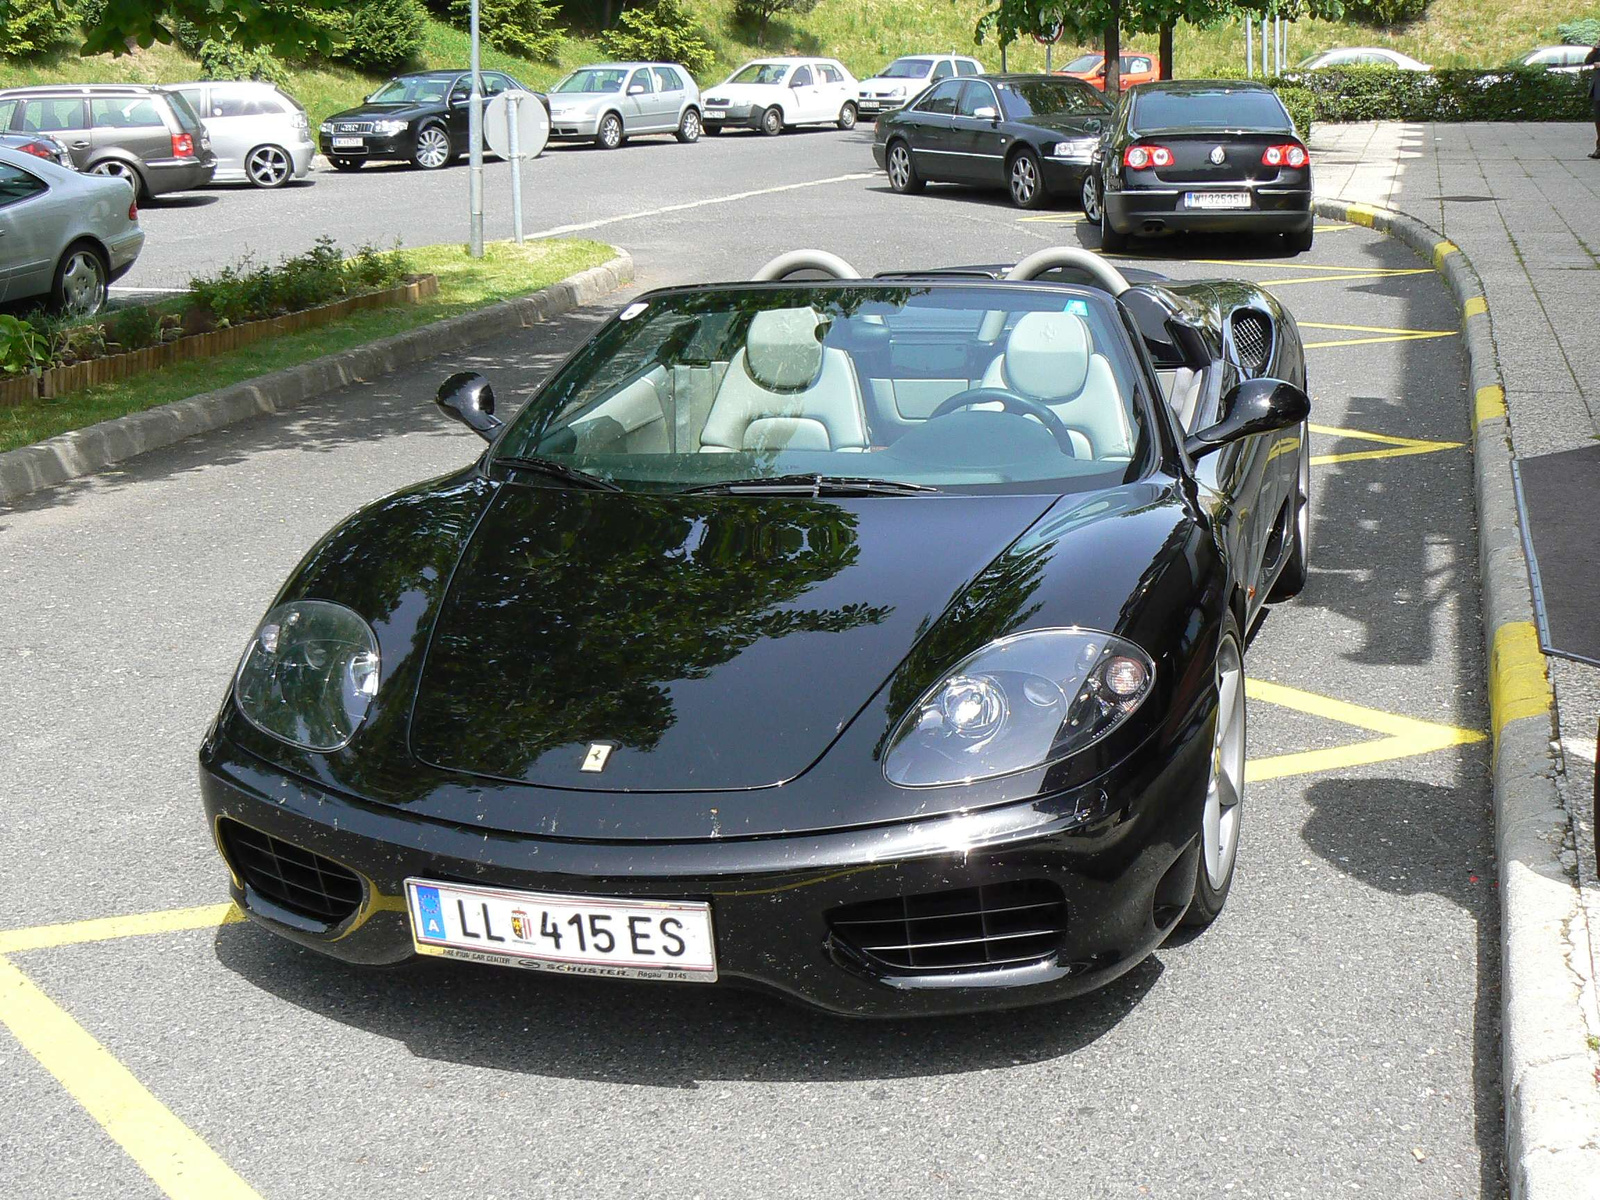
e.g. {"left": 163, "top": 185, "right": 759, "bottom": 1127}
{"left": 1270, "top": 65, "right": 1592, "bottom": 125}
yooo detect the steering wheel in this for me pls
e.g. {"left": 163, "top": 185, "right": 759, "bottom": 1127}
{"left": 926, "top": 388, "right": 1078, "bottom": 457}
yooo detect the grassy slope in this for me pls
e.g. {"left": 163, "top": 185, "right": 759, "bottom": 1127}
{"left": 3, "top": 1, "right": 1595, "bottom": 130}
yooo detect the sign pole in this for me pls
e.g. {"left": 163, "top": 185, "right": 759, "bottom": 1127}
{"left": 468, "top": 0, "right": 484, "bottom": 258}
{"left": 1246, "top": 18, "right": 1253, "bottom": 77}
{"left": 508, "top": 94, "right": 524, "bottom": 245}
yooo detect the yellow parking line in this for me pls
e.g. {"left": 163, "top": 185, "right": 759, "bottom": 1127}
{"left": 1300, "top": 321, "right": 1456, "bottom": 350}
{"left": 1257, "top": 270, "right": 1434, "bottom": 287}
{"left": 0, "top": 955, "right": 263, "bottom": 1200}
{"left": 1308, "top": 422, "right": 1462, "bottom": 466}
{"left": 0, "top": 903, "right": 241, "bottom": 955}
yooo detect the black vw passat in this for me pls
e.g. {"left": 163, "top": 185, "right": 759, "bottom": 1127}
{"left": 873, "top": 74, "right": 1111, "bottom": 209}
{"left": 318, "top": 69, "right": 544, "bottom": 171}
{"left": 1085, "top": 80, "right": 1314, "bottom": 253}
{"left": 200, "top": 247, "right": 1312, "bottom": 1017}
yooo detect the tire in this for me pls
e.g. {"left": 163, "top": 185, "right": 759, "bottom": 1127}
{"left": 885, "top": 139, "right": 923, "bottom": 194}
{"left": 596, "top": 112, "right": 625, "bottom": 150}
{"left": 676, "top": 108, "right": 702, "bottom": 143}
{"left": 1007, "top": 148, "right": 1047, "bottom": 209}
{"left": 703, "top": 122, "right": 723, "bottom": 136}
{"left": 760, "top": 106, "right": 784, "bottom": 136}
{"left": 50, "top": 241, "right": 108, "bottom": 317}
{"left": 837, "top": 101, "right": 858, "bottom": 130}
{"left": 330, "top": 156, "right": 363, "bottom": 171}
{"left": 88, "top": 158, "right": 145, "bottom": 202}
{"left": 1284, "top": 224, "right": 1314, "bottom": 254}
{"left": 244, "top": 144, "right": 293, "bottom": 188}
{"left": 1182, "top": 617, "right": 1246, "bottom": 927}
{"left": 1267, "top": 424, "right": 1311, "bottom": 601}
{"left": 1099, "top": 202, "right": 1128, "bottom": 252}
{"left": 1080, "top": 170, "right": 1103, "bottom": 222}
{"left": 412, "top": 124, "right": 452, "bottom": 170}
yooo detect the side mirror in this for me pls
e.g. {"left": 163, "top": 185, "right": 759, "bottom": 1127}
{"left": 972, "top": 105, "right": 999, "bottom": 121}
{"left": 627, "top": 83, "right": 646, "bottom": 95}
{"left": 1185, "top": 377, "right": 1309, "bottom": 460}
{"left": 436, "top": 371, "right": 503, "bottom": 441}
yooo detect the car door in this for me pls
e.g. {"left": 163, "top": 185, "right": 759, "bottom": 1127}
{"left": 197, "top": 84, "right": 254, "bottom": 176}
{"left": 623, "top": 68, "right": 658, "bottom": 132}
{"left": 0, "top": 160, "right": 57, "bottom": 301}
{"left": 817, "top": 62, "right": 850, "bottom": 120}
{"left": 21, "top": 97, "right": 90, "bottom": 168}
{"left": 89, "top": 95, "right": 170, "bottom": 171}
{"left": 947, "top": 80, "right": 1006, "bottom": 184}
{"left": 784, "top": 64, "right": 820, "bottom": 123}
{"left": 446, "top": 76, "right": 473, "bottom": 147}
{"left": 652, "top": 67, "right": 685, "bottom": 130}
{"left": 902, "top": 80, "right": 962, "bottom": 181}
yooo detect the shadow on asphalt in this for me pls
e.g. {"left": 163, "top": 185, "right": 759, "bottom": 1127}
{"left": 142, "top": 193, "right": 220, "bottom": 209}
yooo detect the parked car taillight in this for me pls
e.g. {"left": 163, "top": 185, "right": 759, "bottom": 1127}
{"left": 1124, "top": 144, "right": 1173, "bottom": 169}
{"left": 1262, "top": 143, "right": 1308, "bottom": 168}
{"left": 16, "top": 139, "right": 55, "bottom": 161}
{"left": 293, "top": 110, "right": 309, "bottom": 131}
{"left": 171, "top": 132, "right": 195, "bottom": 158}
{"left": 128, "top": 198, "right": 138, "bottom": 220}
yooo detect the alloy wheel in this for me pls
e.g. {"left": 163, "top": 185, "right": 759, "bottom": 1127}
{"left": 246, "top": 145, "right": 292, "bottom": 188}
{"left": 599, "top": 114, "right": 623, "bottom": 149}
{"left": 888, "top": 143, "right": 911, "bottom": 190}
{"left": 679, "top": 109, "right": 701, "bottom": 142}
{"left": 1009, "top": 154, "right": 1038, "bottom": 207}
{"left": 1081, "top": 173, "right": 1102, "bottom": 223}
{"left": 1203, "top": 632, "right": 1245, "bottom": 891}
{"left": 59, "top": 249, "right": 107, "bottom": 316}
{"left": 414, "top": 126, "right": 451, "bottom": 169}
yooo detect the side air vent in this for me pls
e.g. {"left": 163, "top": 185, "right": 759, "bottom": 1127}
{"left": 218, "top": 819, "right": 363, "bottom": 926}
{"left": 827, "top": 880, "right": 1068, "bottom": 975}
{"left": 1230, "top": 309, "right": 1272, "bottom": 373}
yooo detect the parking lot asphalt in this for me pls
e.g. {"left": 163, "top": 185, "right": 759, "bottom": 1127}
{"left": 1, "top": 131, "right": 1499, "bottom": 1199}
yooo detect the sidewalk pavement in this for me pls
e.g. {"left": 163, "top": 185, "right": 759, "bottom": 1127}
{"left": 1310, "top": 121, "right": 1600, "bottom": 1199}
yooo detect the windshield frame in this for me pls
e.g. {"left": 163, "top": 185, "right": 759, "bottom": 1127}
{"left": 554, "top": 67, "right": 628, "bottom": 94}
{"left": 368, "top": 74, "right": 459, "bottom": 104}
{"left": 727, "top": 62, "right": 792, "bottom": 86}
{"left": 485, "top": 280, "right": 1165, "bottom": 497}
{"left": 878, "top": 57, "right": 934, "bottom": 79}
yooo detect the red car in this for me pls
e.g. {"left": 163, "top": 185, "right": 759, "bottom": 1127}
{"left": 1057, "top": 53, "right": 1160, "bottom": 91}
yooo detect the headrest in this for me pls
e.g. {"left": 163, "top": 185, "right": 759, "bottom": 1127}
{"left": 1004, "top": 311, "right": 1091, "bottom": 401}
{"left": 745, "top": 308, "right": 825, "bottom": 391}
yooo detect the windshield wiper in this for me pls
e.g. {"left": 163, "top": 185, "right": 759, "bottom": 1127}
{"left": 682, "top": 473, "right": 939, "bottom": 496}
{"left": 493, "top": 455, "right": 623, "bottom": 492}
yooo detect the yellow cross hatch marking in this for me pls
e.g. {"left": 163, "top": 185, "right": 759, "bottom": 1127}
{"left": 0, "top": 903, "right": 242, "bottom": 956}
{"left": 1300, "top": 320, "right": 1456, "bottom": 350}
{"left": 1308, "top": 422, "right": 1463, "bottom": 466}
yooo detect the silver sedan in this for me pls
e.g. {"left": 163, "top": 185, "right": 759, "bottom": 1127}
{"left": 546, "top": 63, "right": 704, "bottom": 148}
{"left": 0, "top": 145, "right": 144, "bottom": 315}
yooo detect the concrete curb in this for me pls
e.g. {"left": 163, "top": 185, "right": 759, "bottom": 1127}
{"left": 1314, "top": 198, "right": 1600, "bottom": 1199}
{"left": 0, "top": 250, "right": 634, "bottom": 507}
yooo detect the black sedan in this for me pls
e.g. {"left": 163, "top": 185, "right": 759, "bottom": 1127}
{"left": 318, "top": 69, "right": 546, "bottom": 171}
{"left": 200, "top": 245, "right": 1311, "bottom": 1016}
{"left": 872, "top": 74, "right": 1111, "bottom": 209}
{"left": 1084, "top": 80, "right": 1314, "bottom": 253}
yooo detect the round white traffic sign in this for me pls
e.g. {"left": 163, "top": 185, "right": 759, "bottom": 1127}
{"left": 484, "top": 89, "right": 549, "bottom": 160}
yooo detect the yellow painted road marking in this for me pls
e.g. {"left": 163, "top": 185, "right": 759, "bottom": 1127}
{"left": 1246, "top": 679, "right": 1485, "bottom": 782}
{"left": 1308, "top": 422, "right": 1463, "bottom": 466}
{"left": 1257, "top": 270, "right": 1434, "bottom": 287}
{"left": 0, "top": 903, "right": 241, "bottom": 955}
{"left": 1314, "top": 222, "right": 1354, "bottom": 231}
{"left": 1463, "top": 296, "right": 1487, "bottom": 318}
{"left": 1301, "top": 320, "right": 1456, "bottom": 350}
{"left": 1342, "top": 203, "right": 1384, "bottom": 228}
{"left": 1489, "top": 621, "right": 1550, "bottom": 742}
{"left": 1433, "top": 240, "right": 1460, "bottom": 268}
{"left": 1475, "top": 383, "right": 1507, "bottom": 425}
{"left": 0, "top": 955, "right": 263, "bottom": 1200}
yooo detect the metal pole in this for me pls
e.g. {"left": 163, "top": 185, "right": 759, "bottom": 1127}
{"left": 468, "top": 0, "right": 484, "bottom": 257}
{"left": 508, "top": 94, "right": 524, "bottom": 245}
{"left": 1046, "top": 42, "right": 1052, "bottom": 74}
{"left": 1260, "top": 17, "right": 1268, "bottom": 78}
{"left": 1276, "top": 16, "right": 1284, "bottom": 74}
{"left": 1246, "top": 18, "right": 1253, "bottom": 77}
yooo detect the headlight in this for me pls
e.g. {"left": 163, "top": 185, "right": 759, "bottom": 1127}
{"left": 883, "top": 628, "right": 1155, "bottom": 788}
{"left": 891, "top": 85, "right": 906, "bottom": 97}
{"left": 1050, "top": 137, "right": 1098, "bottom": 161}
{"left": 318, "top": 121, "right": 333, "bottom": 133}
{"left": 372, "top": 119, "right": 408, "bottom": 135}
{"left": 234, "top": 600, "right": 380, "bottom": 751}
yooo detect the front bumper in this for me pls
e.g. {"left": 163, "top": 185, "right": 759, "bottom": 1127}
{"left": 548, "top": 112, "right": 602, "bottom": 139}
{"left": 856, "top": 96, "right": 905, "bottom": 117}
{"left": 199, "top": 722, "right": 1211, "bottom": 1018}
{"left": 701, "top": 103, "right": 760, "bottom": 129}
{"left": 318, "top": 132, "right": 411, "bottom": 161}
{"left": 1105, "top": 184, "right": 1313, "bottom": 236}
{"left": 1040, "top": 157, "right": 1092, "bottom": 196}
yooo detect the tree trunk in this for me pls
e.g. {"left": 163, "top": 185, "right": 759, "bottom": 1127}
{"left": 1000, "top": 36, "right": 1008, "bottom": 73}
{"left": 1103, "top": 2, "right": 1121, "bottom": 98}
{"left": 1159, "top": 21, "right": 1174, "bottom": 80}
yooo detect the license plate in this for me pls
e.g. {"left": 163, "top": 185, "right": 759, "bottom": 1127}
{"left": 1186, "top": 191, "right": 1250, "bottom": 210}
{"left": 405, "top": 878, "right": 717, "bottom": 982}
{"left": 331, "top": 136, "right": 364, "bottom": 148}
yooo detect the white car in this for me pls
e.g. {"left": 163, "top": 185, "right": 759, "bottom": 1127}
{"left": 0, "top": 145, "right": 143, "bottom": 314}
{"left": 1295, "top": 47, "right": 1432, "bottom": 71}
{"left": 168, "top": 79, "right": 314, "bottom": 188}
{"left": 856, "top": 54, "right": 984, "bottom": 118}
{"left": 1514, "top": 45, "right": 1594, "bottom": 74}
{"left": 547, "top": 63, "right": 703, "bottom": 148}
{"left": 703, "top": 58, "right": 860, "bottom": 136}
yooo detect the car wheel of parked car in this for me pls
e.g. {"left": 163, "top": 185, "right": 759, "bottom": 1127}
{"left": 1267, "top": 428, "right": 1312, "bottom": 601}
{"left": 88, "top": 159, "right": 144, "bottom": 202}
{"left": 760, "top": 106, "right": 784, "bottom": 136}
{"left": 1181, "top": 617, "right": 1245, "bottom": 927}
{"left": 837, "top": 102, "right": 858, "bottom": 131}
{"left": 596, "top": 113, "right": 625, "bottom": 150}
{"left": 885, "top": 140, "right": 923, "bottom": 194}
{"left": 1099, "top": 204, "right": 1128, "bottom": 252}
{"left": 1007, "top": 149, "right": 1046, "bottom": 209}
{"left": 51, "top": 242, "right": 108, "bottom": 317}
{"left": 676, "top": 108, "right": 702, "bottom": 144}
{"left": 330, "top": 157, "right": 363, "bottom": 171}
{"left": 245, "top": 144, "right": 293, "bottom": 188}
{"left": 1284, "top": 226, "right": 1314, "bottom": 254}
{"left": 1080, "top": 172, "right": 1103, "bottom": 223}
{"left": 413, "top": 125, "right": 453, "bottom": 170}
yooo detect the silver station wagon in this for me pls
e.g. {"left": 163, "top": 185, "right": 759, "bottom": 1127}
{"left": 546, "top": 62, "right": 704, "bottom": 148}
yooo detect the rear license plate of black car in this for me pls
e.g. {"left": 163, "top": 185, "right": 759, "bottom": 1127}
{"left": 1185, "top": 191, "right": 1250, "bottom": 210}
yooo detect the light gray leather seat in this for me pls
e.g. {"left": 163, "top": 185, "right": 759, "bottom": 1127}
{"left": 979, "top": 312, "right": 1133, "bottom": 460}
{"left": 700, "top": 307, "right": 868, "bottom": 453}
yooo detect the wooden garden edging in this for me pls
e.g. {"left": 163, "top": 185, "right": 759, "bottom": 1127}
{"left": 0, "top": 273, "right": 439, "bottom": 408}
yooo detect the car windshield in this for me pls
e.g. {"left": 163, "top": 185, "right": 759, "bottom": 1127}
{"left": 491, "top": 283, "right": 1149, "bottom": 495}
{"left": 728, "top": 63, "right": 790, "bottom": 85}
{"left": 1062, "top": 54, "right": 1103, "bottom": 72}
{"left": 1133, "top": 89, "right": 1291, "bottom": 131}
{"left": 369, "top": 75, "right": 455, "bottom": 104}
{"left": 555, "top": 68, "right": 627, "bottom": 94}
{"left": 998, "top": 78, "right": 1109, "bottom": 118}
{"left": 879, "top": 58, "right": 934, "bottom": 79}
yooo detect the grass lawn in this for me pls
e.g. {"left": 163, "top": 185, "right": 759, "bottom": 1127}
{"left": 0, "top": 238, "right": 614, "bottom": 454}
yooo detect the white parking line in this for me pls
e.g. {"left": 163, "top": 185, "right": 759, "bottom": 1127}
{"left": 524, "top": 172, "right": 878, "bottom": 240}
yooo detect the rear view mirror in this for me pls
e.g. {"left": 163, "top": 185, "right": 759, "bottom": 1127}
{"left": 1186, "top": 377, "right": 1309, "bottom": 460}
{"left": 436, "top": 371, "right": 503, "bottom": 441}
{"left": 972, "top": 105, "right": 998, "bottom": 121}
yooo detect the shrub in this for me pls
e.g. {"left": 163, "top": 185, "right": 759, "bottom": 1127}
{"left": 1557, "top": 19, "right": 1600, "bottom": 46}
{"left": 1276, "top": 86, "right": 1314, "bottom": 139}
{"left": 336, "top": 0, "right": 427, "bottom": 71}
{"left": 0, "top": 0, "right": 76, "bottom": 58}
{"left": 0, "top": 315, "right": 48, "bottom": 376}
{"left": 197, "top": 32, "right": 291, "bottom": 86}
{"left": 187, "top": 238, "right": 416, "bottom": 326}
{"left": 106, "top": 306, "right": 164, "bottom": 352}
{"left": 1270, "top": 65, "right": 1592, "bottom": 123}
{"left": 345, "top": 242, "right": 413, "bottom": 290}
{"left": 1341, "top": 0, "right": 1429, "bottom": 26}
{"left": 447, "top": 0, "right": 563, "bottom": 61}
{"left": 598, "top": 0, "right": 714, "bottom": 78}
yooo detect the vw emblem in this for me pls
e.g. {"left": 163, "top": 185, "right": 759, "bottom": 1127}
{"left": 1209, "top": 145, "right": 1226, "bottom": 165}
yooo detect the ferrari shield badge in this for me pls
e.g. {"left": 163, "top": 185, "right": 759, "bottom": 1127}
{"left": 580, "top": 742, "right": 614, "bottom": 773}
{"left": 1209, "top": 145, "right": 1226, "bottom": 165}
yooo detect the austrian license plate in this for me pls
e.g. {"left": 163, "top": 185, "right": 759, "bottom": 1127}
{"left": 1186, "top": 191, "right": 1250, "bottom": 210}
{"left": 331, "top": 136, "right": 364, "bottom": 148}
{"left": 405, "top": 878, "right": 717, "bottom": 982}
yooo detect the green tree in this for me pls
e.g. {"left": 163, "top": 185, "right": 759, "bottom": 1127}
{"left": 597, "top": 0, "right": 714, "bottom": 77}
{"left": 0, "top": 0, "right": 76, "bottom": 58}
{"left": 80, "top": 0, "right": 343, "bottom": 58}
{"left": 733, "top": 0, "right": 820, "bottom": 42}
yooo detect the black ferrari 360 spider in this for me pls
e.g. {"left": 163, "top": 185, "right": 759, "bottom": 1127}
{"left": 200, "top": 246, "right": 1311, "bottom": 1016}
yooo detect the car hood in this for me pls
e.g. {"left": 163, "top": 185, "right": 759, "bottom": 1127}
{"left": 1019, "top": 113, "right": 1107, "bottom": 136}
{"left": 409, "top": 486, "right": 1055, "bottom": 793}
{"left": 327, "top": 101, "right": 436, "bottom": 122}
{"left": 860, "top": 76, "right": 925, "bottom": 90}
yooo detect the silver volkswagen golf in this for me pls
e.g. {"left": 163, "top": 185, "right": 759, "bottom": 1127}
{"left": 169, "top": 80, "right": 315, "bottom": 188}
{"left": 546, "top": 63, "right": 704, "bottom": 148}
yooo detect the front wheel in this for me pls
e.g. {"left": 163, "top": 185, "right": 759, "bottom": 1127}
{"left": 885, "top": 140, "right": 923, "bottom": 194}
{"left": 245, "top": 144, "right": 293, "bottom": 188}
{"left": 51, "top": 242, "right": 108, "bottom": 316}
{"left": 837, "top": 101, "right": 857, "bottom": 130}
{"left": 1182, "top": 619, "right": 1246, "bottom": 928}
{"left": 1080, "top": 171, "right": 1103, "bottom": 223}
{"left": 676, "top": 108, "right": 702, "bottom": 143}
{"left": 1007, "top": 149, "right": 1046, "bottom": 209}
{"left": 703, "top": 122, "right": 723, "bottom": 136}
{"left": 1268, "top": 425, "right": 1312, "bottom": 600}
{"left": 596, "top": 112, "right": 625, "bottom": 150}
{"left": 760, "top": 106, "right": 784, "bottom": 136}
{"left": 412, "top": 125, "right": 452, "bottom": 169}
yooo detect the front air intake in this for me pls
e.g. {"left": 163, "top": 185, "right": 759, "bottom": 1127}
{"left": 1230, "top": 309, "right": 1272, "bottom": 373}
{"left": 827, "top": 880, "right": 1068, "bottom": 974}
{"left": 218, "top": 819, "right": 363, "bottom": 926}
